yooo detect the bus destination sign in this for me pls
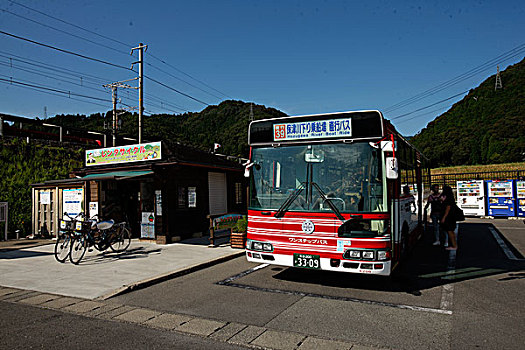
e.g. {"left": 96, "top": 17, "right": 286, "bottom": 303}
{"left": 273, "top": 118, "right": 352, "bottom": 141}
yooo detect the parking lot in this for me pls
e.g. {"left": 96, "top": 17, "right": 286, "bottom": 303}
{"left": 1, "top": 218, "right": 524, "bottom": 349}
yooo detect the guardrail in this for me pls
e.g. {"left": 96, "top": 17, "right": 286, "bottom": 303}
{"left": 430, "top": 170, "right": 524, "bottom": 189}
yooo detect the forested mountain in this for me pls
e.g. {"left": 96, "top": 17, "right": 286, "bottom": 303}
{"left": 48, "top": 101, "right": 287, "bottom": 157}
{"left": 411, "top": 58, "right": 525, "bottom": 167}
{"left": 41, "top": 57, "right": 525, "bottom": 166}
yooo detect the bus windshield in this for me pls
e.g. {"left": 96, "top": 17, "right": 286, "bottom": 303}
{"left": 250, "top": 142, "right": 385, "bottom": 214}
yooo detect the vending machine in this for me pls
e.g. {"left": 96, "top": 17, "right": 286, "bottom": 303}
{"left": 516, "top": 180, "right": 525, "bottom": 218}
{"left": 486, "top": 180, "right": 516, "bottom": 217}
{"left": 456, "top": 180, "right": 485, "bottom": 216}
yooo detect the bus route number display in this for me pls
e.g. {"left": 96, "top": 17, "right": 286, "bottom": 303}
{"left": 274, "top": 118, "right": 352, "bottom": 141}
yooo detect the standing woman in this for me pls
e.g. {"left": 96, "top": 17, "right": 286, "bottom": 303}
{"left": 440, "top": 185, "right": 457, "bottom": 250}
{"left": 425, "top": 184, "right": 443, "bottom": 246}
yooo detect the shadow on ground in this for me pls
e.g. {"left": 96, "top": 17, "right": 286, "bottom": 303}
{"left": 266, "top": 222, "right": 525, "bottom": 296}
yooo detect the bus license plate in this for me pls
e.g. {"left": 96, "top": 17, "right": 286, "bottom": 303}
{"left": 293, "top": 253, "right": 320, "bottom": 269}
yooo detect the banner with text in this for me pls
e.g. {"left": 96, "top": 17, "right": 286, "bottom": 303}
{"left": 273, "top": 118, "right": 352, "bottom": 141}
{"left": 86, "top": 141, "right": 161, "bottom": 166}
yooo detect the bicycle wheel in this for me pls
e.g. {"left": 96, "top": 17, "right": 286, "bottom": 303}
{"left": 109, "top": 226, "right": 131, "bottom": 253}
{"left": 54, "top": 233, "right": 71, "bottom": 263}
{"left": 69, "top": 235, "right": 87, "bottom": 265}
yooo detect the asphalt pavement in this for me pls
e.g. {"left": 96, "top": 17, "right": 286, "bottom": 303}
{"left": 0, "top": 217, "right": 523, "bottom": 350}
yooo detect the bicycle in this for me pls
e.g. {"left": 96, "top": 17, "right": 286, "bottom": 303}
{"left": 54, "top": 213, "right": 81, "bottom": 263}
{"left": 69, "top": 215, "right": 131, "bottom": 265}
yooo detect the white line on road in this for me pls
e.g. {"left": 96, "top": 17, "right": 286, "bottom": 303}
{"left": 440, "top": 227, "right": 458, "bottom": 312}
{"left": 488, "top": 227, "right": 520, "bottom": 260}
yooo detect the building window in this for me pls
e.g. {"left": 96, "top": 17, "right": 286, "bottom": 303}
{"left": 235, "top": 182, "right": 243, "bottom": 204}
{"left": 178, "top": 187, "right": 187, "bottom": 208}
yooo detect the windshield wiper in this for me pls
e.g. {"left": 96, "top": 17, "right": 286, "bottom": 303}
{"left": 274, "top": 183, "right": 305, "bottom": 218}
{"left": 311, "top": 182, "right": 345, "bottom": 222}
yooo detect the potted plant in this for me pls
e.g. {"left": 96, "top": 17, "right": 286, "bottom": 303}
{"left": 230, "top": 216, "right": 247, "bottom": 249}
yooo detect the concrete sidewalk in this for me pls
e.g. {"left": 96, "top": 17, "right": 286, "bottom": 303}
{"left": 0, "top": 239, "right": 243, "bottom": 300}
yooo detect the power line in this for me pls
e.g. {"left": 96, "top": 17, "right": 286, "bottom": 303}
{"left": 0, "top": 50, "right": 190, "bottom": 111}
{"left": 0, "top": 30, "right": 132, "bottom": 71}
{"left": 7, "top": 0, "right": 231, "bottom": 99}
{"left": 0, "top": 78, "right": 109, "bottom": 108}
{"left": 0, "top": 50, "right": 109, "bottom": 83}
{"left": 384, "top": 44, "right": 525, "bottom": 113}
{"left": 147, "top": 53, "right": 232, "bottom": 99}
{"left": 1, "top": 8, "right": 131, "bottom": 57}
{"left": 390, "top": 89, "right": 469, "bottom": 121}
{"left": 145, "top": 62, "right": 223, "bottom": 100}
{"left": 144, "top": 75, "right": 210, "bottom": 106}
{"left": 7, "top": 0, "right": 133, "bottom": 49}
{"left": 395, "top": 104, "right": 454, "bottom": 125}
{"left": 0, "top": 32, "right": 211, "bottom": 109}
{"left": 0, "top": 76, "right": 112, "bottom": 102}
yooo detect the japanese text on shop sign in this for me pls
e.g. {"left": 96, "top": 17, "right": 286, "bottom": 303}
{"left": 85, "top": 141, "right": 161, "bottom": 166}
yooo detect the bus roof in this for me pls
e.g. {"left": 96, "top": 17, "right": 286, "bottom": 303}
{"left": 248, "top": 110, "right": 386, "bottom": 146}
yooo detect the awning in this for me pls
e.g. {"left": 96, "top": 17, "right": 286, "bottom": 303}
{"left": 82, "top": 170, "right": 153, "bottom": 181}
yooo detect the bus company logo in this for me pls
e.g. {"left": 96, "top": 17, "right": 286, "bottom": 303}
{"left": 301, "top": 220, "right": 315, "bottom": 234}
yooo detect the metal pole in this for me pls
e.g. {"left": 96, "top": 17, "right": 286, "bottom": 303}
{"left": 112, "top": 86, "right": 117, "bottom": 146}
{"left": 5, "top": 203, "right": 8, "bottom": 241}
{"left": 59, "top": 126, "right": 63, "bottom": 143}
{"left": 138, "top": 43, "right": 144, "bottom": 144}
{"left": 0, "top": 116, "right": 3, "bottom": 137}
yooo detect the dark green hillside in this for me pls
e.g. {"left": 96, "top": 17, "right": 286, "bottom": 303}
{"left": 0, "top": 139, "right": 83, "bottom": 235}
{"left": 48, "top": 101, "right": 287, "bottom": 157}
{"left": 411, "top": 58, "right": 525, "bottom": 167}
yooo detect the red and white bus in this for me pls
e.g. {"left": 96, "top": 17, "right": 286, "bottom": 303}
{"left": 245, "top": 110, "right": 429, "bottom": 276}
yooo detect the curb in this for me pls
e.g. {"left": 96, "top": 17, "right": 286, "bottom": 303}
{"left": 96, "top": 250, "right": 245, "bottom": 300}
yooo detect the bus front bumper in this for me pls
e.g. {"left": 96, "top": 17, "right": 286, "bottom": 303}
{"left": 246, "top": 251, "right": 392, "bottom": 276}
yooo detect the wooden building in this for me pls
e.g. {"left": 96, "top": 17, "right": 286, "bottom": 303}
{"left": 31, "top": 141, "right": 246, "bottom": 244}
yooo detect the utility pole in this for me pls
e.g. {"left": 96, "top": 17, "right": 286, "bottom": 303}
{"left": 131, "top": 43, "right": 147, "bottom": 144}
{"left": 111, "top": 86, "right": 117, "bottom": 146}
{"left": 495, "top": 65, "right": 503, "bottom": 90}
{"left": 103, "top": 78, "right": 138, "bottom": 146}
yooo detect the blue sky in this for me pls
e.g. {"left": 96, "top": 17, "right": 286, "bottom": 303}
{"left": 1, "top": 0, "right": 524, "bottom": 135}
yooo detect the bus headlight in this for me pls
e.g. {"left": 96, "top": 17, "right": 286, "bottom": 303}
{"left": 377, "top": 251, "right": 389, "bottom": 261}
{"left": 348, "top": 250, "right": 361, "bottom": 258}
{"left": 252, "top": 242, "right": 263, "bottom": 251}
{"left": 262, "top": 243, "right": 273, "bottom": 252}
{"left": 362, "top": 251, "right": 374, "bottom": 259}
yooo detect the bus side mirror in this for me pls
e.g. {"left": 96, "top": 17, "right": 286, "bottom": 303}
{"left": 243, "top": 162, "right": 260, "bottom": 178}
{"left": 385, "top": 157, "right": 398, "bottom": 179}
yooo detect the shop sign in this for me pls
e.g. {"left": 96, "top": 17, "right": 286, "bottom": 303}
{"left": 85, "top": 141, "right": 161, "bottom": 166}
{"left": 273, "top": 118, "right": 352, "bottom": 141}
{"left": 141, "top": 212, "right": 155, "bottom": 238}
{"left": 213, "top": 213, "right": 244, "bottom": 231}
{"left": 89, "top": 202, "right": 98, "bottom": 220}
{"left": 63, "top": 188, "right": 83, "bottom": 220}
{"left": 188, "top": 187, "right": 197, "bottom": 208}
{"left": 155, "top": 190, "right": 162, "bottom": 216}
